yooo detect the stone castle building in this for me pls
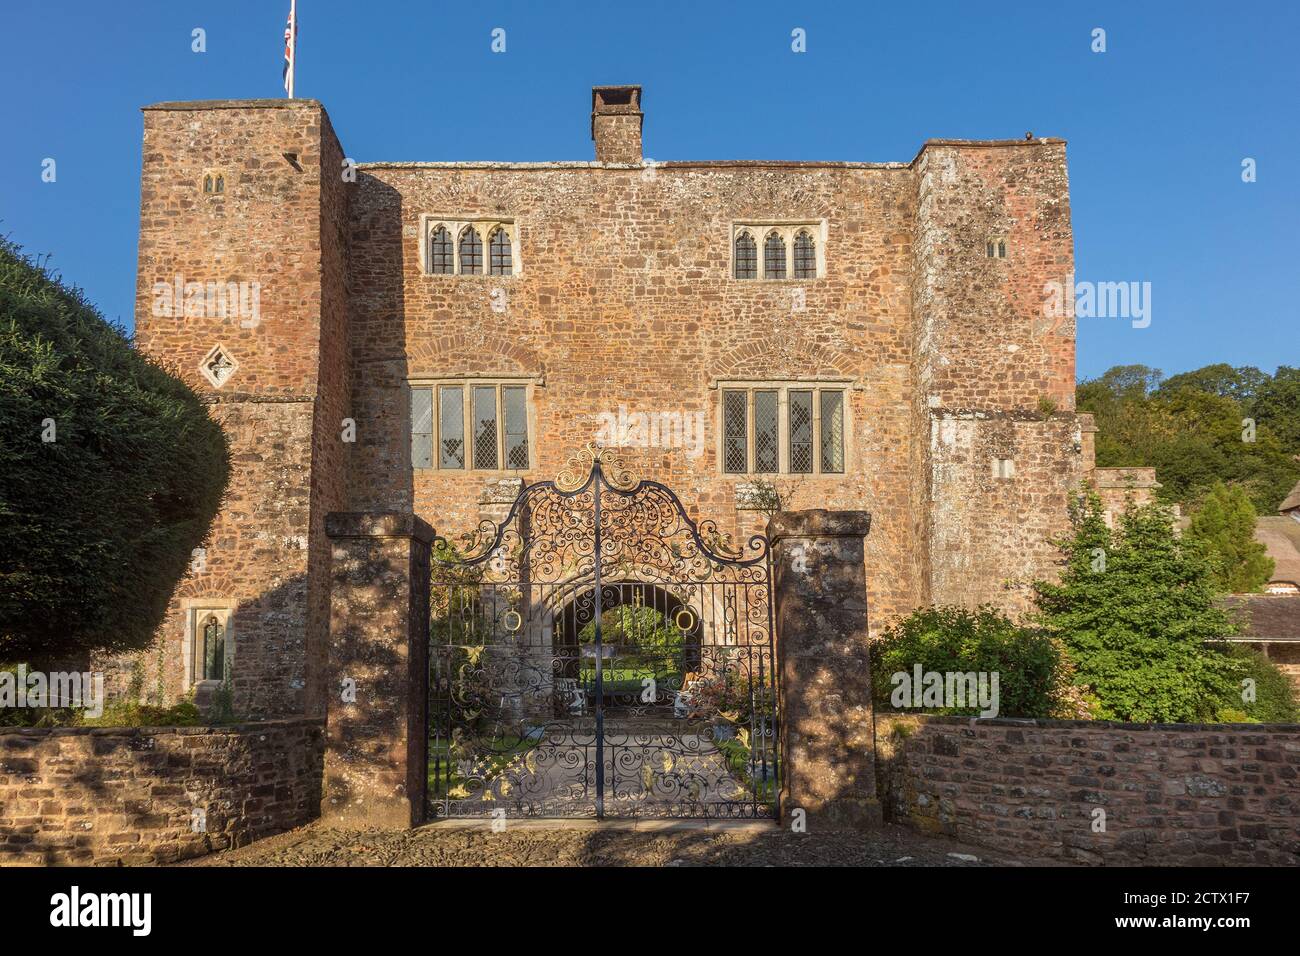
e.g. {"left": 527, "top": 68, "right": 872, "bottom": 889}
{"left": 127, "top": 86, "right": 1094, "bottom": 719}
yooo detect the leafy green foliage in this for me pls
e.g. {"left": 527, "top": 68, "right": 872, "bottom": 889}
{"left": 870, "top": 605, "right": 1087, "bottom": 718}
{"left": 0, "top": 239, "right": 229, "bottom": 662}
{"left": 1078, "top": 363, "right": 1300, "bottom": 515}
{"left": 1185, "top": 481, "right": 1275, "bottom": 593}
{"left": 1219, "top": 645, "right": 1299, "bottom": 723}
{"left": 1033, "top": 491, "right": 1246, "bottom": 722}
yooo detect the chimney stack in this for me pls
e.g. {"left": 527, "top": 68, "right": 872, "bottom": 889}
{"left": 591, "top": 85, "right": 643, "bottom": 164}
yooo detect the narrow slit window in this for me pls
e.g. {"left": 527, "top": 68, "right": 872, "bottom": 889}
{"left": 820, "top": 390, "right": 845, "bottom": 473}
{"left": 489, "top": 228, "right": 513, "bottom": 276}
{"left": 429, "top": 226, "right": 454, "bottom": 274}
{"left": 753, "top": 390, "right": 779, "bottom": 473}
{"left": 459, "top": 227, "right": 483, "bottom": 275}
{"left": 472, "top": 386, "right": 498, "bottom": 469}
{"left": 438, "top": 385, "right": 465, "bottom": 468}
{"left": 723, "top": 390, "right": 748, "bottom": 474}
{"left": 793, "top": 230, "right": 816, "bottom": 278}
{"left": 502, "top": 385, "right": 528, "bottom": 469}
{"left": 789, "top": 391, "right": 814, "bottom": 473}
{"left": 411, "top": 386, "right": 433, "bottom": 469}
{"left": 734, "top": 231, "right": 757, "bottom": 279}
{"left": 200, "top": 615, "right": 225, "bottom": 682}
{"left": 763, "top": 232, "right": 787, "bottom": 279}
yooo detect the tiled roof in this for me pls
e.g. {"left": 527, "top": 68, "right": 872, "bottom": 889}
{"left": 1255, "top": 516, "right": 1300, "bottom": 586}
{"left": 1280, "top": 479, "right": 1300, "bottom": 514}
{"left": 1223, "top": 595, "right": 1300, "bottom": 641}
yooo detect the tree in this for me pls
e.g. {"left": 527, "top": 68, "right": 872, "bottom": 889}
{"left": 1250, "top": 366, "right": 1300, "bottom": 458}
{"left": 1079, "top": 363, "right": 1300, "bottom": 515}
{"left": 0, "top": 239, "right": 229, "bottom": 665}
{"left": 1033, "top": 491, "right": 1245, "bottom": 722}
{"left": 1185, "top": 481, "right": 1275, "bottom": 593}
{"left": 1157, "top": 363, "right": 1267, "bottom": 405}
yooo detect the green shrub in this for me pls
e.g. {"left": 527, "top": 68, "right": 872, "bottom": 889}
{"left": 1185, "top": 481, "right": 1274, "bottom": 593}
{"left": 1034, "top": 490, "right": 1246, "bottom": 722}
{"left": 870, "top": 605, "right": 1086, "bottom": 719}
{"left": 0, "top": 238, "right": 229, "bottom": 663}
{"left": 1218, "top": 646, "right": 1299, "bottom": 723}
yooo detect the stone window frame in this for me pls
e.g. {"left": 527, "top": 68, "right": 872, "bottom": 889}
{"left": 730, "top": 221, "right": 826, "bottom": 281}
{"left": 420, "top": 216, "right": 521, "bottom": 277}
{"left": 409, "top": 375, "right": 541, "bottom": 473}
{"left": 986, "top": 236, "right": 1008, "bottom": 259}
{"left": 181, "top": 600, "right": 236, "bottom": 692}
{"left": 201, "top": 168, "right": 226, "bottom": 195}
{"left": 711, "top": 378, "right": 855, "bottom": 476}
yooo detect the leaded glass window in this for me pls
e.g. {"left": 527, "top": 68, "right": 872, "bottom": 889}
{"left": 429, "top": 226, "right": 454, "bottom": 274}
{"left": 719, "top": 386, "right": 846, "bottom": 476}
{"left": 503, "top": 385, "right": 528, "bottom": 469}
{"left": 789, "top": 390, "right": 813, "bottom": 473}
{"left": 459, "top": 227, "right": 483, "bottom": 275}
{"left": 472, "top": 386, "right": 498, "bottom": 469}
{"left": 754, "top": 390, "right": 779, "bottom": 473}
{"left": 763, "top": 232, "right": 787, "bottom": 279}
{"left": 439, "top": 386, "right": 465, "bottom": 468}
{"left": 489, "top": 228, "right": 513, "bottom": 276}
{"left": 734, "top": 231, "right": 757, "bottom": 279}
{"left": 820, "top": 390, "right": 844, "bottom": 473}
{"left": 723, "top": 390, "right": 748, "bottom": 474}
{"left": 411, "top": 387, "right": 433, "bottom": 469}
{"left": 793, "top": 230, "right": 816, "bottom": 278}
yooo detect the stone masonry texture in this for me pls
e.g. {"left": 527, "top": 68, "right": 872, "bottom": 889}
{"left": 877, "top": 714, "right": 1300, "bottom": 866}
{"left": 0, "top": 719, "right": 323, "bottom": 865}
{"left": 120, "top": 89, "right": 1088, "bottom": 726}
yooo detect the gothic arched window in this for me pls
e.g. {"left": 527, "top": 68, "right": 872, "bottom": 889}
{"left": 488, "top": 227, "right": 513, "bottom": 276}
{"left": 793, "top": 230, "right": 816, "bottom": 278}
{"left": 429, "top": 226, "right": 454, "bottom": 274}
{"left": 734, "top": 231, "right": 757, "bottom": 279}
{"left": 763, "top": 231, "right": 787, "bottom": 279}
{"left": 458, "top": 227, "right": 483, "bottom": 275}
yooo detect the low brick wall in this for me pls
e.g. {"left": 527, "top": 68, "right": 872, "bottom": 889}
{"left": 876, "top": 714, "right": 1300, "bottom": 866}
{"left": 0, "top": 718, "right": 324, "bottom": 865}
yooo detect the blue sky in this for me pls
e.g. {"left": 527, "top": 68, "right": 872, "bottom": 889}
{"left": 1, "top": 0, "right": 1295, "bottom": 381}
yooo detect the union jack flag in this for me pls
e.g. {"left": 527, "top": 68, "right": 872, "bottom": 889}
{"left": 282, "top": 4, "right": 297, "bottom": 96}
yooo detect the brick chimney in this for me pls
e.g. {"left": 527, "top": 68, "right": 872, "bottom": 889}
{"left": 591, "top": 85, "right": 643, "bottom": 164}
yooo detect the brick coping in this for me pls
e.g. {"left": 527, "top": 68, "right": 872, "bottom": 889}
{"left": 0, "top": 717, "right": 324, "bottom": 738}
{"left": 877, "top": 713, "right": 1300, "bottom": 733}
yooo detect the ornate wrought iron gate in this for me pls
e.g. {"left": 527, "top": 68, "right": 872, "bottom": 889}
{"left": 427, "top": 447, "right": 778, "bottom": 819}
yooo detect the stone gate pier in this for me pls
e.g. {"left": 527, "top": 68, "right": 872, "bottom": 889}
{"left": 769, "top": 510, "right": 882, "bottom": 828}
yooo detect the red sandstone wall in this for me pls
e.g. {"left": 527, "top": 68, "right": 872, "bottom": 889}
{"left": 0, "top": 719, "right": 323, "bottom": 866}
{"left": 877, "top": 714, "right": 1300, "bottom": 866}
{"left": 345, "top": 160, "right": 924, "bottom": 629}
{"left": 122, "top": 100, "right": 347, "bottom": 717}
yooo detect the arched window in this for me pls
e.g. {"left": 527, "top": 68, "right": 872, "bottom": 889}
{"left": 734, "top": 231, "right": 757, "bottom": 279}
{"left": 458, "top": 227, "right": 483, "bottom": 275}
{"left": 200, "top": 614, "right": 225, "bottom": 682}
{"left": 986, "top": 238, "right": 1007, "bottom": 259}
{"left": 203, "top": 174, "right": 213, "bottom": 193}
{"left": 488, "top": 227, "right": 512, "bottom": 276}
{"left": 793, "top": 230, "right": 816, "bottom": 278}
{"left": 763, "top": 232, "right": 787, "bottom": 279}
{"left": 429, "top": 226, "right": 453, "bottom": 274}
{"left": 214, "top": 174, "right": 224, "bottom": 194}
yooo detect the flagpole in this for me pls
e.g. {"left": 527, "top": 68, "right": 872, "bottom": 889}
{"left": 287, "top": 0, "right": 298, "bottom": 99}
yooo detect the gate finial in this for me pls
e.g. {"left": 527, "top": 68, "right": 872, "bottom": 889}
{"left": 556, "top": 443, "right": 636, "bottom": 491}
